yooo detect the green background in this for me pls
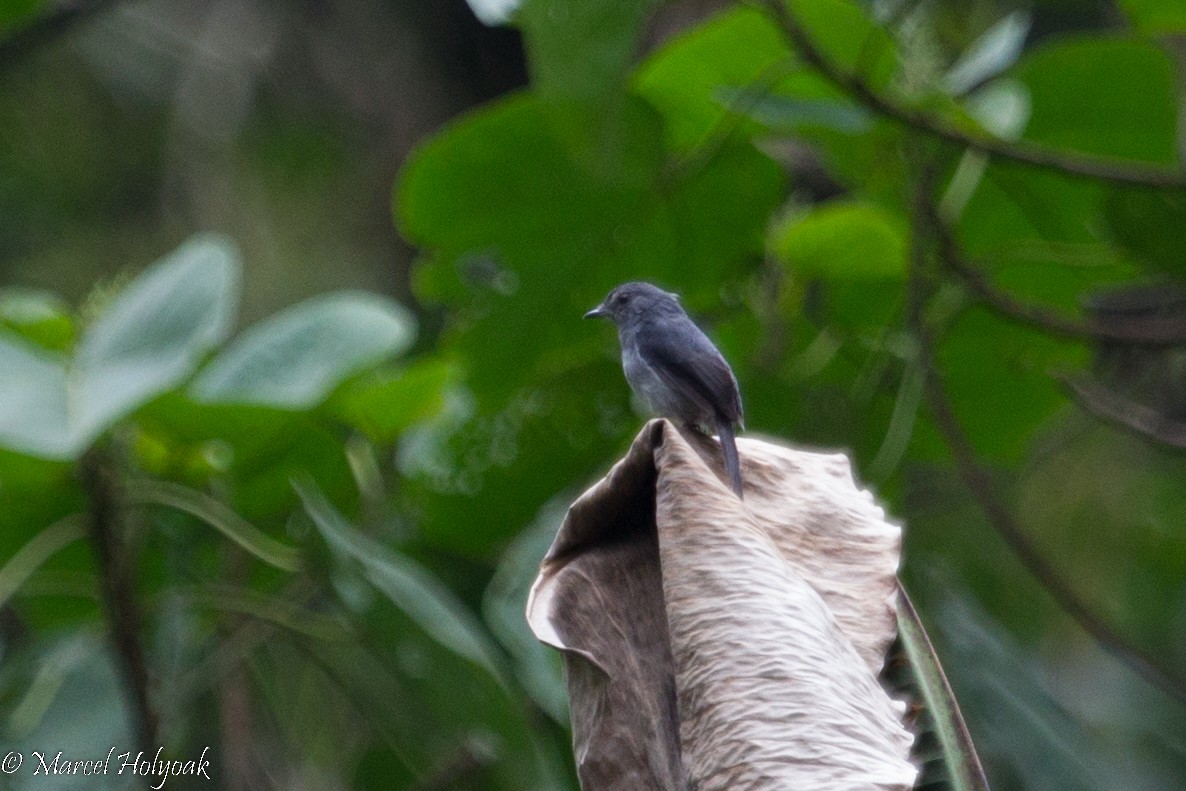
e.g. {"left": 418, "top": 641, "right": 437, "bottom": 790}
{"left": 2, "top": 0, "right": 1185, "bottom": 787}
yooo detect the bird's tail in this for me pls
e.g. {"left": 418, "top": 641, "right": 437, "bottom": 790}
{"left": 716, "top": 417, "right": 743, "bottom": 498}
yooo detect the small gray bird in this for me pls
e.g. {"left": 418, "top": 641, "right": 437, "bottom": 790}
{"left": 585, "top": 282, "right": 745, "bottom": 497}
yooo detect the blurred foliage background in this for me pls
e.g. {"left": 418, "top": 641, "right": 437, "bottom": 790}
{"left": 2, "top": 0, "right": 1186, "bottom": 788}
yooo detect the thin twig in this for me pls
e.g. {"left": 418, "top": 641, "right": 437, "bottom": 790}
{"left": 758, "top": 0, "right": 1186, "bottom": 190}
{"left": 906, "top": 174, "right": 1186, "bottom": 706}
{"left": 0, "top": 0, "right": 121, "bottom": 74}
{"left": 925, "top": 204, "right": 1186, "bottom": 345}
{"left": 80, "top": 449, "right": 159, "bottom": 755}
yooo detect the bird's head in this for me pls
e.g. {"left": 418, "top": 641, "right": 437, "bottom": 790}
{"left": 584, "top": 282, "right": 681, "bottom": 325}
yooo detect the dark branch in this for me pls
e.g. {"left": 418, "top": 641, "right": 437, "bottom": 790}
{"left": 80, "top": 449, "right": 159, "bottom": 755}
{"left": 1061, "top": 375, "right": 1186, "bottom": 449}
{"left": 924, "top": 204, "right": 1186, "bottom": 345}
{"left": 906, "top": 175, "right": 1186, "bottom": 706}
{"left": 759, "top": 0, "right": 1186, "bottom": 190}
{"left": 0, "top": 0, "right": 120, "bottom": 74}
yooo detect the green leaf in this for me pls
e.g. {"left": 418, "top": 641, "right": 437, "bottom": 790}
{"left": 0, "top": 515, "right": 86, "bottom": 610}
{"left": 295, "top": 478, "right": 510, "bottom": 684}
{"left": 634, "top": 7, "right": 790, "bottom": 149}
{"left": 188, "top": 585, "right": 347, "bottom": 641}
{"left": 1120, "top": 0, "right": 1186, "bottom": 35}
{"left": 397, "top": 93, "right": 659, "bottom": 403}
{"left": 75, "top": 234, "right": 240, "bottom": 445}
{"left": 937, "top": 308, "right": 1082, "bottom": 462}
{"left": 1014, "top": 36, "right": 1178, "bottom": 164}
{"left": 0, "top": 335, "right": 72, "bottom": 459}
{"left": 771, "top": 200, "right": 907, "bottom": 280}
{"left": 942, "top": 11, "right": 1031, "bottom": 96}
{"left": 0, "top": 0, "right": 44, "bottom": 32}
{"left": 0, "top": 288, "right": 73, "bottom": 350}
{"left": 126, "top": 480, "right": 302, "bottom": 572}
{"left": 0, "top": 236, "right": 240, "bottom": 460}
{"left": 328, "top": 359, "right": 454, "bottom": 443}
{"left": 789, "top": 0, "right": 897, "bottom": 80}
{"left": 895, "top": 586, "right": 990, "bottom": 791}
{"left": 518, "top": 0, "right": 662, "bottom": 169}
{"left": 192, "top": 291, "right": 415, "bottom": 409}
{"left": 483, "top": 504, "right": 569, "bottom": 723}
{"left": 1104, "top": 187, "right": 1186, "bottom": 278}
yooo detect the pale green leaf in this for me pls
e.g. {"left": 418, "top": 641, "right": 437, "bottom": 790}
{"left": 192, "top": 292, "right": 415, "bottom": 409}
{"left": 76, "top": 233, "right": 240, "bottom": 444}
{"left": 942, "top": 11, "right": 1031, "bottom": 96}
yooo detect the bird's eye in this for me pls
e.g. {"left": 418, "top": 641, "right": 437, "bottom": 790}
{"left": 613, "top": 293, "right": 627, "bottom": 305}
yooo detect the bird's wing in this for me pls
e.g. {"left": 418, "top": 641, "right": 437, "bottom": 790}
{"left": 636, "top": 321, "right": 743, "bottom": 424}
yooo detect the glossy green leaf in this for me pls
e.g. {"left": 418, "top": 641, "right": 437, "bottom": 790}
{"left": 295, "top": 478, "right": 510, "bottom": 684}
{"left": 520, "top": 0, "right": 656, "bottom": 106}
{"left": 1014, "top": 37, "right": 1178, "bottom": 164}
{"left": 772, "top": 200, "right": 907, "bottom": 280}
{"left": 192, "top": 291, "right": 415, "bottom": 409}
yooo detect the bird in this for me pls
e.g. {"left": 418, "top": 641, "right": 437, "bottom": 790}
{"left": 585, "top": 282, "right": 745, "bottom": 497}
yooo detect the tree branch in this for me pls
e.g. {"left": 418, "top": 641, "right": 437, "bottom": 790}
{"left": 1060, "top": 374, "right": 1186, "bottom": 449}
{"left": 758, "top": 0, "right": 1186, "bottom": 190}
{"left": 80, "top": 449, "right": 159, "bottom": 755}
{"left": 906, "top": 175, "right": 1186, "bottom": 706}
{"left": 924, "top": 203, "right": 1186, "bottom": 345}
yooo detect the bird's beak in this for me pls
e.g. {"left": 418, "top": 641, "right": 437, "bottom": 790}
{"left": 584, "top": 303, "right": 609, "bottom": 319}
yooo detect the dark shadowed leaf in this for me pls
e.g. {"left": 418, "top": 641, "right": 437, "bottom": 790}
{"left": 0, "top": 515, "right": 86, "bottom": 610}
{"left": 295, "top": 478, "right": 509, "bottom": 685}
